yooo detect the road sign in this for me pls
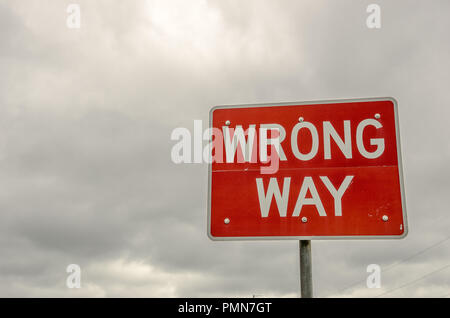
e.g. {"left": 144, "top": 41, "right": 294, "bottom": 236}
{"left": 207, "top": 97, "right": 407, "bottom": 240}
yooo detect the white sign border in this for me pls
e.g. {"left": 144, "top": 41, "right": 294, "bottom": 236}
{"left": 207, "top": 97, "right": 408, "bottom": 241}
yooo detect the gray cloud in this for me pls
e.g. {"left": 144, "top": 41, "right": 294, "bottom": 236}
{"left": 0, "top": 0, "right": 449, "bottom": 297}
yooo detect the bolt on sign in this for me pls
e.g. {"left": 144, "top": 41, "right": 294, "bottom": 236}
{"left": 207, "top": 98, "right": 407, "bottom": 240}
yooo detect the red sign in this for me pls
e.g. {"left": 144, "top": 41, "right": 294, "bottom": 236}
{"left": 207, "top": 98, "right": 407, "bottom": 240}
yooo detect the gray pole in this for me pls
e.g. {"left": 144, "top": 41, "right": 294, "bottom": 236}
{"left": 299, "top": 240, "right": 313, "bottom": 298}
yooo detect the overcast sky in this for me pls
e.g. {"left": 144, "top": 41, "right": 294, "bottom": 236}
{"left": 0, "top": 0, "right": 449, "bottom": 297}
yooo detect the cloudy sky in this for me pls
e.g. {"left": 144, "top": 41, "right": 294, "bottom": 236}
{"left": 0, "top": 0, "right": 449, "bottom": 297}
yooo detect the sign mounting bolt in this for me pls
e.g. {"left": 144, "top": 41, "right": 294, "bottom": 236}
{"left": 375, "top": 113, "right": 381, "bottom": 119}
{"left": 224, "top": 218, "right": 230, "bottom": 224}
{"left": 298, "top": 117, "right": 304, "bottom": 122}
{"left": 225, "top": 120, "right": 231, "bottom": 126}
{"left": 382, "top": 215, "right": 388, "bottom": 222}
{"left": 301, "top": 217, "right": 308, "bottom": 223}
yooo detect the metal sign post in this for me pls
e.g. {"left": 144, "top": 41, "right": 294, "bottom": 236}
{"left": 299, "top": 240, "right": 313, "bottom": 298}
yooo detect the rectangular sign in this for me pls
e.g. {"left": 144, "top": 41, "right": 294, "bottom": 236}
{"left": 207, "top": 98, "right": 407, "bottom": 240}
